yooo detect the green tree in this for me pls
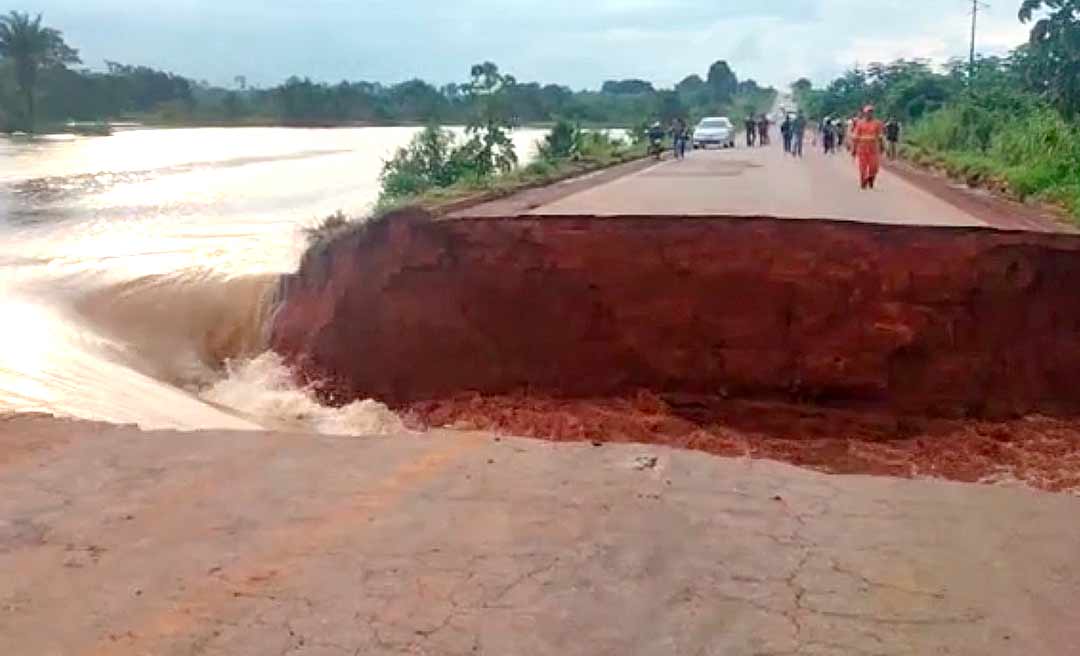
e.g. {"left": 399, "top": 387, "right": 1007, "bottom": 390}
{"left": 1019, "top": 0, "right": 1080, "bottom": 115}
{"left": 706, "top": 60, "right": 738, "bottom": 102}
{"left": 601, "top": 79, "right": 656, "bottom": 95}
{"left": 656, "top": 90, "right": 687, "bottom": 124}
{"left": 538, "top": 119, "right": 581, "bottom": 160}
{"left": 790, "top": 77, "right": 813, "bottom": 109}
{"left": 379, "top": 125, "right": 461, "bottom": 199}
{"left": 0, "top": 11, "right": 80, "bottom": 131}
{"left": 462, "top": 62, "right": 518, "bottom": 176}
{"left": 676, "top": 74, "right": 705, "bottom": 96}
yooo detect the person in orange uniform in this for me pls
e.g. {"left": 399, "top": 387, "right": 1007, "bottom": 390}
{"left": 851, "top": 105, "right": 885, "bottom": 189}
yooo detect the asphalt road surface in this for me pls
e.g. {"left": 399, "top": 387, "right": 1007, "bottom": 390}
{"left": 2, "top": 417, "right": 1078, "bottom": 655}
{"left": 534, "top": 143, "right": 990, "bottom": 228}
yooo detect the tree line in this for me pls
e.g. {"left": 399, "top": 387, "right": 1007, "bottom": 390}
{"left": 791, "top": 1, "right": 1080, "bottom": 220}
{"left": 0, "top": 10, "right": 776, "bottom": 133}
{"left": 796, "top": 1, "right": 1080, "bottom": 122}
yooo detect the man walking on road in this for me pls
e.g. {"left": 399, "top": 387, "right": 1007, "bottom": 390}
{"left": 745, "top": 116, "right": 756, "bottom": 147}
{"left": 757, "top": 114, "right": 770, "bottom": 146}
{"left": 791, "top": 112, "right": 806, "bottom": 158}
{"left": 821, "top": 118, "right": 836, "bottom": 154}
{"left": 671, "top": 117, "right": 688, "bottom": 160}
{"left": 851, "top": 105, "right": 885, "bottom": 189}
{"left": 885, "top": 117, "right": 901, "bottom": 160}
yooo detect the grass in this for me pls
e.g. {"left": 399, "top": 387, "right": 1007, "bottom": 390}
{"left": 303, "top": 134, "right": 647, "bottom": 250}
{"left": 904, "top": 105, "right": 1080, "bottom": 222}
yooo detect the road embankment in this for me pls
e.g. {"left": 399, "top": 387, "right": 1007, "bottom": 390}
{"left": 272, "top": 208, "right": 1080, "bottom": 419}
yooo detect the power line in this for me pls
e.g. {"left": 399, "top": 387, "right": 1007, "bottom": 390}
{"left": 969, "top": 0, "right": 990, "bottom": 81}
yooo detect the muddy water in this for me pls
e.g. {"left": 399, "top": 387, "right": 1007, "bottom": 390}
{"left": 0, "top": 126, "right": 545, "bottom": 432}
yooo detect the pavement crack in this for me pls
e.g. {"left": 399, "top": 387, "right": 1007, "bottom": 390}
{"left": 484, "top": 556, "right": 560, "bottom": 607}
{"left": 827, "top": 558, "right": 947, "bottom": 600}
{"left": 803, "top": 608, "right": 986, "bottom": 627}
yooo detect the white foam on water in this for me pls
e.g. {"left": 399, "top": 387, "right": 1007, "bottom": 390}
{"left": 202, "top": 352, "right": 405, "bottom": 437}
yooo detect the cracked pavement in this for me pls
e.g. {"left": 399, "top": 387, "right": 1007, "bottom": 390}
{"left": 1, "top": 415, "right": 1078, "bottom": 655}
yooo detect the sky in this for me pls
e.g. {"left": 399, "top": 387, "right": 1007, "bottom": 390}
{"left": 23, "top": 0, "right": 1034, "bottom": 90}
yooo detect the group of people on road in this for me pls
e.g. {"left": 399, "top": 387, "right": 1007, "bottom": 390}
{"left": 819, "top": 116, "right": 846, "bottom": 154}
{"left": 647, "top": 118, "right": 690, "bottom": 160}
{"left": 780, "top": 106, "right": 902, "bottom": 188}
{"left": 820, "top": 107, "right": 902, "bottom": 188}
{"left": 780, "top": 113, "right": 808, "bottom": 157}
{"left": 646, "top": 105, "right": 903, "bottom": 190}
{"left": 743, "top": 115, "right": 771, "bottom": 147}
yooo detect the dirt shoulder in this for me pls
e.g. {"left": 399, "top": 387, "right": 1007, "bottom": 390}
{"left": 885, "top": 156, "right": 1077, "bottom": 233}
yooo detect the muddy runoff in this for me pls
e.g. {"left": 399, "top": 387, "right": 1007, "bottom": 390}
{"left": 271, "top": 210, "right": 1080, "bottom": 493}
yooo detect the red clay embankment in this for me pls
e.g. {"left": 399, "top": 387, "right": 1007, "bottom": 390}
{"left": 272, "top": 209, "right": 1080, "bottom": 419}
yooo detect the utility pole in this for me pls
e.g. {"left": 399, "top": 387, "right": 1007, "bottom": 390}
{"left": 969, "top": 0, "right": 990, "bottom": 83}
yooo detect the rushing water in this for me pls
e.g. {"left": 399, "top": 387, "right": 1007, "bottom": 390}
{"left": 0, "top": 126, "right": 546, "bottom": 433}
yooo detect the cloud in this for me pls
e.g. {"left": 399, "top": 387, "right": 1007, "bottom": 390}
{"left": 27, "top": 0, "right": 1036, "bottom": 89}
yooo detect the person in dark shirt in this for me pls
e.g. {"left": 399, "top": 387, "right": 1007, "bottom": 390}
{"left": 745, "top": 116, "right": 756, "bottom": 147}
{"left": 670, "top": 118, "right": 687, "bottom": 159}
{"left": 822, "top": 118, "right": 836, "bottom": 154}
{"left": 884, "top": 117, "right": 902, "bottom": 160}
{"left": 781, "top": 115, "right": 792, "bottom": 153}
{"left": 791, "top": 112, "right": 807, "bottom": 158}
{"left": 757, "top": 114, "right": 770, "bottom": 146}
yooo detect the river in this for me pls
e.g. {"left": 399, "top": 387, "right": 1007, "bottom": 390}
{"left": 0, "top": 126, "right": 547, "bottom": 434}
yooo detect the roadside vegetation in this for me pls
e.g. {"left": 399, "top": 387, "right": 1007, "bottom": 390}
{"left": 0, "top": 10, "right": 774, "bottom": 134}
{"left": 794, "top": 1, "right": 1080, "bottom": 221}
{"left": 301, "top": 62, "right": 647, "bottom": 253}
{"left": 375, "top": 59, "right": 672, "bottom": 211}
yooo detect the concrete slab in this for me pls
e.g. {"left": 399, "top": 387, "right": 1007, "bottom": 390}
{"left": 1, "top": 415, "right": 1078, "bottom": 655}
{"left": 533, "top": 146, "right": 990, "bottom": 228}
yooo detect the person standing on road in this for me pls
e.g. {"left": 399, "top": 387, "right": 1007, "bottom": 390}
{"left": 884, "top": 117, "right": 901, "bottom": 160}
{"left": 745, "top": 116, "right": 756, "bottom": 147}
{"left": 791, "top": 112, "right": 806, "bottom": 158}
{"left": 816, "top": 117, "right": 833, "bottom": 153}
{"left": 821, "top": 118, "right": 836, "bottom": 154}
{"left": 757, "top": 114, "right": 770, "bottom": 146}
{"left": 781, "top": 115, "right": 792, "bottom": 153}
{"left": 852, "top": 105, "right": 885, "bottom": 189}
{"left": 647, "top": 121, "right": 666, "bottom": 160}
{"left": 671, "top": 117, "right": 688, "bottom": 160}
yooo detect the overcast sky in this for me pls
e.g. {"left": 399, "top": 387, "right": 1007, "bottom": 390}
{"left": 25, "top": 0, "right": 1034, "bottom": 90}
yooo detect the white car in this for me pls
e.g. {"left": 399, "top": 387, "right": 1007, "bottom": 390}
{"left": 692, "top": 117, "right": 736, "bottom": 149}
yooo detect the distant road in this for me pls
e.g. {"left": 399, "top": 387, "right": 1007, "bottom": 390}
{"left": 531, "top": 144, "right": 990, "bottom": 228}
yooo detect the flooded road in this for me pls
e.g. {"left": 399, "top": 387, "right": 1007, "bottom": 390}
{"left": 0, "top": 126, "right": 544, "bottom": 431}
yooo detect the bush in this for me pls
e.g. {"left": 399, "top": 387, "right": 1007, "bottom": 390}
{"left": 990, "top": 109, "right": 1080, "bottom": 168}
{"left": 577, "top": 131, "right": 626, "bottom": 162}
{"left": 303, "top": 211, "right": 353, "bottom": 248}
{"left": 538, "top": 119, "right": 581, "bottom": 160}
{"left": 379, "top": 126, "right": 464, "bottom": 199}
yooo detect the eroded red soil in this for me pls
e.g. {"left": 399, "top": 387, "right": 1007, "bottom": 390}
{"left": 275, "top": 211, "right": 1080, "bottom": 418}
{"left": 405, "top": 393, "right": 1080, "bottom": 495}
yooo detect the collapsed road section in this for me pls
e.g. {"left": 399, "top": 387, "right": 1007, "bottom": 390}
{"left": 273, "top": 209, "right": 1080, "bottom": 419}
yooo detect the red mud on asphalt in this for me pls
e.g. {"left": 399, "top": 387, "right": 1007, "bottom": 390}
{"left": 404, "top": 393, "right": 1080, "bottom": 495}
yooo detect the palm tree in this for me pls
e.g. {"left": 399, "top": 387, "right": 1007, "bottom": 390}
{"left": 0, "top": 12, "right": 80, "bottom": 132}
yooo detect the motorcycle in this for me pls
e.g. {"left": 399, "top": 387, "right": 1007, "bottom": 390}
{"left": 647, "top": 134, "right": 665, "bottom": 160}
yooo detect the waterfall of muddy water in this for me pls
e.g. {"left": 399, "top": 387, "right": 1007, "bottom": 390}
{"left": 0, "top": 126, "right": 547, "bottom": 433}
